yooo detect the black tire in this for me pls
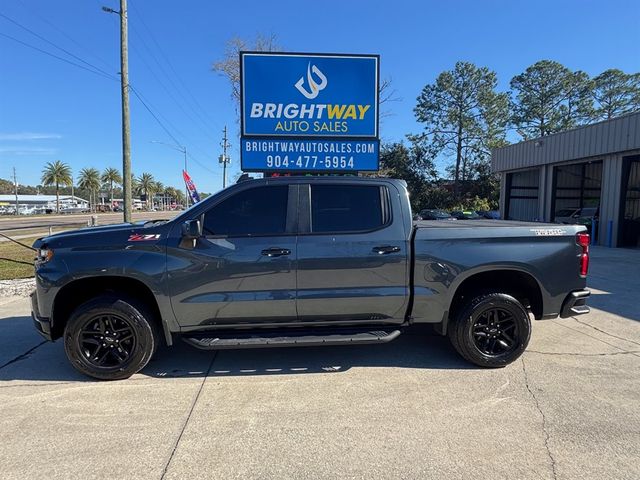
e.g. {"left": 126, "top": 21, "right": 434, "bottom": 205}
{"left": 448, "top": 292, "right": 531, "bottom": 368}
{"left": 64, "top": 295, "right": 160, "bottom": 380}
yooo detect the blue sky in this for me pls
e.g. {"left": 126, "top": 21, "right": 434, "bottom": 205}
{"left": 1, "top": 0, "right": 639, "bottom": 194}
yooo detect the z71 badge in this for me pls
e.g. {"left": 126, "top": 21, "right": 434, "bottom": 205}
{"left": 128, "top": 234, "right": 161, "bottom": 242}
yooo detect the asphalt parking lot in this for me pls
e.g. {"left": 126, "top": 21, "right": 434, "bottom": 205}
{"left": 0, "top": 247, "right": 638, "bottom": 480}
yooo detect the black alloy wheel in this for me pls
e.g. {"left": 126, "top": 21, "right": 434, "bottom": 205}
{"left": 64, "top": 295, "right": 159, "bottom": 380}
{"left": 471, "top": 306, "right": 518, "bottom": 356}
{"left": 78, "top": 314, "right": 136, "bottom": 368}
{"left": 448, "top": 292, "right": 531, "bottom": 368}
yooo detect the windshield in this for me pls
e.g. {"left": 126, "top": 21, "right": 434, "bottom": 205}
{"left": 420, "top": 209, "right": 451, "bottom": 218}
{"left": 433, "top": 211, "right": 452, "bottom": 218}
{"left": 555, "top": 209, "right": 578, "bottom": 217}
{"left": 457, "top": 211, "right": 480, "bottom": 219}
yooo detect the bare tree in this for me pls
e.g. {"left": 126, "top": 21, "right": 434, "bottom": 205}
{"left": 379, "top": 77, "right": 401, "bottom": 119}
{"left": 213, "top": 36, "right": 399, "bottom": 120}
{"left": 212, "top": 34, "right": 281, "bottom": 105}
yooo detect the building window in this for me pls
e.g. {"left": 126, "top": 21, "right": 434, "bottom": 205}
{"left": 505, "top": 169, "right": 539, "bottom": 221}
{"left": 551, "top": 161, "right": 602, "bottom": 239}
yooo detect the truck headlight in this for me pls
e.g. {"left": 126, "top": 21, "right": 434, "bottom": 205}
{"left": 36, "top": 248, "right": 54, "bottom": 263}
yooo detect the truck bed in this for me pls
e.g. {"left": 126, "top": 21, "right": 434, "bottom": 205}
{"left": 415, "top": 219, "right": 562, "bottom": 228}
{"left": 410, "top": 220, "right": 587, "bottom": 324}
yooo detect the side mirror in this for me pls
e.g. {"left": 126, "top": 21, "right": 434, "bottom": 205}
{"left": 181, "top": 219, "right": 201, "bottom": 239}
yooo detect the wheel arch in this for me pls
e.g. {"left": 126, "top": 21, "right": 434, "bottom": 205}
{"left": 441, "top": 268, "right": 544, "bottom": 334}
{"left": 51, "top": 275, "right": 172, "bottom": 345}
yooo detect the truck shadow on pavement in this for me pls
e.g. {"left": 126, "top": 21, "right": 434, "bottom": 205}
{"left": 0, "top": 318, "right": 473, "bottom": 384}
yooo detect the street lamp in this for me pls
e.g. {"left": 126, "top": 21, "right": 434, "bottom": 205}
{"left": 150, "top": 140, "right": 189, "bottom": 207}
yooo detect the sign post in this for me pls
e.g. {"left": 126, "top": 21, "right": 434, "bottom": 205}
{"left": 240, "top": 52, "right": 379, "bottom": 174}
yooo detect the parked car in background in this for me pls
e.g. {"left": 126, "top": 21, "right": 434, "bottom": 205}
{"left": 554, "top": 207, "right": 598, "bottom": 227}
{"left": 450, "top": 210, "right": 482, "bottom": 220}
{"left": 60, "top": 206, "right": 90, "bottom": 214}
{"left": 417, "top": 209, "right": 456, "bottom": 221}
{"left": 477, "top": 210, "right": 501, "bottom": 220}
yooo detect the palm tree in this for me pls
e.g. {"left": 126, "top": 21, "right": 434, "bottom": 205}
{"left": 153, "top": 181, "right": 164, "bottom": 210}
{"left": 174, "top": 189, "right": 185, "bottom": 208}
{"left": 130, "top": 172, "right": 139, "bottom": 195}
{"left": 101, "top": 167, "right": 122, "bottom": 207}
{"left": 77, "top": 168, "right": 101, "bottom": 212}
{"left": 137, "top": 173, "right": 155, "bottom": 209}
{"left": 41, "top": 160, "right": 72, "bottom": 213}
{"left": 164, "top": 186, "right": 177, "bottom": 209}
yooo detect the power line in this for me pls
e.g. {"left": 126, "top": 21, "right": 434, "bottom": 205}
{"left": 128, "top": 1, "right": 221, "bottom": 132}
{"left": 128, "top": 33, "right": 214, "bottom": 140}
{"left": 0, "top": 11, "right": 218, "bottom": 178}
{"left": 0, "top": 11, "right": 115, "bottom": 79}
{"left": 0, "top": 32, "right": 118, "bottom": 82}
{"left": 187, "top": 151, "right": 221, "bottom": 177}
{"left": 124, "top": 24, "right": 223, "bottom": 173}
{"left": 126, "top": 33, "right": 223, "bottom": 174}
{"left": 15, "top": 0, "right": 117, "bottom": 74}
{"left": 130, "top": 84, "right": 203, "bottom": 157}
{"left": 129, "top": 85, "right": 182, "bottom": 147}
{"left": 129, "top": 86, "right": 219, "bottom": 176}
{"left": 127, "top": 24, "right": 219, "bottom": 140}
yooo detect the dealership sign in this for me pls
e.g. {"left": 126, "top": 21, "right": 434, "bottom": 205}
{"left": 240, "top": 52, "right": 379, "bottom": 172}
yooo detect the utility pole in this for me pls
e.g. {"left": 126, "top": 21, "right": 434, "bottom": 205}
{"left": 12, "top": 167, "right": 18, "bottom": 216}
{"left": 102, "top": 0, "right": 132, "bottom": 222}
{"left": 219, "top": 126, "right": 231, "bottom": 189}
{"left": 119, "top": 0, "right": 132, "bottom": 222}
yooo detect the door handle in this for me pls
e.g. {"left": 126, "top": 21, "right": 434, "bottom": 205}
{"left": 261, "top": 247, "right": 291, "bottom": 257}
{"left": 372, "top": 245, "right": 401, "bottom": 255}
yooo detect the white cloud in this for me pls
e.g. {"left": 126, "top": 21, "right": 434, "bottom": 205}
{"left": 0, "top": 147, "right": 57, "bottom": 156}
{"left": 0, "top": 132, "right": 62, "bottom": 141}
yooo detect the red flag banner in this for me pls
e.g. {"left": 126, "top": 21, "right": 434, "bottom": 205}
{"left": 182, "top": 170, "right": 201, "bottom": 204}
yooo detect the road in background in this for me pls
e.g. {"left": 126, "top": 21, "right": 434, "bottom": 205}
{"left": 0, "top": 211, "right": 179, "bottom": 233}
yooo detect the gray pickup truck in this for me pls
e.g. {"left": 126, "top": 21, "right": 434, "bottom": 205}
{"left": 31, "top": 177, "right": 591, "bottom": 380}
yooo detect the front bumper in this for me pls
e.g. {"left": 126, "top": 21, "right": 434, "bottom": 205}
{"left": 560, "top": 289, "right": 591, "bottom": 318}
{"left": 30, "top": 291, "right": 53, "bottom": 341}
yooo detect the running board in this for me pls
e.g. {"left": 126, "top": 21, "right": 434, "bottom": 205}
{"left": 182, "top": 328, "right": 402, "bottom": 350}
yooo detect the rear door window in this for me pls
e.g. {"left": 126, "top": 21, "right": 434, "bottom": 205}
{"left": 310, "top": 184, "right": 386, "bottom": 233}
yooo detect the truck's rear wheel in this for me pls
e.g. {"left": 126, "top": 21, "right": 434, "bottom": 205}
{"left": 448, "top": 292, "right": 531, "bottom": 368}
{"left": 64, "top": 295, "right": 159, "bottom": 380}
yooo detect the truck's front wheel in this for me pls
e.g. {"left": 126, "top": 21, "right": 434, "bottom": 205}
{"left": 64, "top": 295, "right": 159, "bottom": 380}
{"left": 448, "top": 292, "right": 531, "bottom": 368}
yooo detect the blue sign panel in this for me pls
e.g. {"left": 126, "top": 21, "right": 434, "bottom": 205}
{"left": 241, "top": 138, "right": 379, "bottom": 172}
{"left": 241, "top": 53, "right": 379, "bottom": 138}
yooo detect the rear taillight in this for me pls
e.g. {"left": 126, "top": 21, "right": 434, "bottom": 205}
{"left": 576, "top": 232, "right": 590, "bottom": 277}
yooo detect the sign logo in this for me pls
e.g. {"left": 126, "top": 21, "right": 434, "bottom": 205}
{"left": 294, "top": 63, "right": 328, "bottom": 99}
